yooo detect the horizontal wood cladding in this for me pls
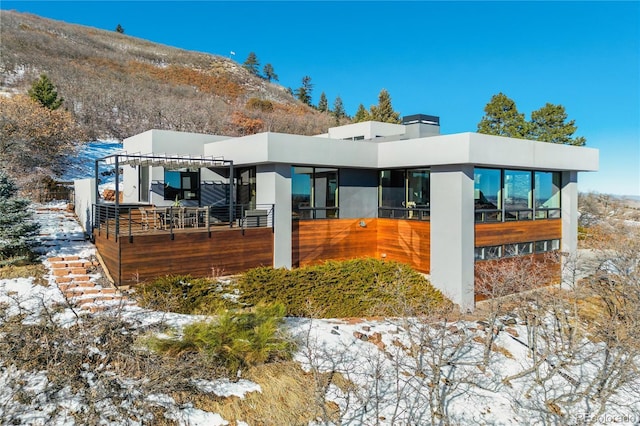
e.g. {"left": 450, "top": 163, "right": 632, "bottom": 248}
{"left": 475, "top": 219, "right": 561, "bottom": 247}
{"left": 292, "top": 219, "right": 377, "bottom": 267}
{"left": 95, "top": 228, "right": 273, "bottom": 286}
{"left": 376, "top": 219, "right": 430, "bottom": 273}
{"left": 474, "top": 253, "right": 562, "bottom": 302}
{"left": 293, "top": 219, "right": 430, "bottom": 274}
{"left": 94, "top": 230, "right": 121, "bottom": 283}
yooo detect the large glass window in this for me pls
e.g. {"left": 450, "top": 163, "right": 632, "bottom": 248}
{"left": 379, "top": 169, "right": 430, "bottom": 220}
{"left": 407, "top": 169, "right": 430, "bottom": 207}
{"left": 237, "top": 167, "right": 256, "bottom": 209}
{"left": 380, "top": 170, "right": 405, "bottom": 208}
{"left": 292, "top": 166, "right": 312, "bottom": 218}
{"left": 475, "top": 168, "right": 561, "bottom": 222}
{"left": 314, "top": 168, "right": 338, "bottom": 219}
{"left": 139, "top": 166, "right": 149, "bottom": 203}
{"left": 534, "top": 171, "right": 561, "bottom": 218}
{"left": 474, "top": 168, "right": 502, "bottom": 222}
{"left": 292, "top": 166, "right": 338, "bottom": 219}
{"left": 504, "top": 170, "right": 532, "bottom": 220}
{"left": 164, "top": 169, "right": 199, "bottom": 201}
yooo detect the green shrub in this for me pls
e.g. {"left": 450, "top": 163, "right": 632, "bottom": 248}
{"left": 148, "top": 304, "right": 294, "bottom": 372}
{"left": 237, "top": 258, "right": 447, "bottom": 318}
{"left": 134, "top": 275, "right": 239, "bottom": 314}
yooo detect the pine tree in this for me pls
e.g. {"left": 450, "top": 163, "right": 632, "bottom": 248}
{"left": 353, "top": 104, "right": 371, "bottom": 122}
{"left": 115, "top": 24, "right": 125, "bottom": 34}
{"left": 28, "top": 74, "right": 63, "bottom": 110}
{"left": 333, "top": 96, "right": 346, "bottom": 120}
{"left": 263, "top": 63, "right": 278, "bottom": 82}
{"left": 317, "top": 92, "right": 328, "bottom": 112}
{"left": 243, "top": 52, "right": 260, "bottom": 76}
{"left": 0, "top": 172, "right": 40, "bottom": 265}
{"left": 477, "top": 92, "right": 527, "bottom": 139}
{"left": 296, "top": 76, "right": 313, "bottom": 106}
{"left": 369, "top": 89, "right": 401, "bottom": 123}
{"left": 528, "top": 103, "right": 586, "bottom": 146}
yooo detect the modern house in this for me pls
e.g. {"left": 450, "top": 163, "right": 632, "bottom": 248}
{"left": 75, "top": 114, "right": 598, "bottom": 310}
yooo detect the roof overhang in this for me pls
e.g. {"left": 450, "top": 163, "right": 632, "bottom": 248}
{"left": 203, "top": 131, "right": 599, "bottom": 172}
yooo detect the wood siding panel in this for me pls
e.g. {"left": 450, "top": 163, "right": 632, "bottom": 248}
{"left": 292, "top": 219, "right": 377, "bottom": 267}
{"left": 376, "top": 219, "right": 430, "bottom": 273}
{"left": 475, "top": 219, "right": 561, "bottom": 247}
{"left": 293, "top": 219, "right": 431, "bottom": 273}
{"left": 93, "top": 230, "right": 121, "bottom": 283}
{"left": 95, "top": 228, "right": 273, "bottom": 286}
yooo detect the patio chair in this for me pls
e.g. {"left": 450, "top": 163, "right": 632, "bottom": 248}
{"left": 138, "top": 207, "right": 150, "bottom": 230}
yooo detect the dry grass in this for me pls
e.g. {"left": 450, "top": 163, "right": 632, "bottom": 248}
{"left": 472, "top": 336, "right": 514, "bottom": 359}
{"left": 172, "top": 361, "right": 340, "bottom": 425}
{"left": 1, "top": 10, "right": 343, "bottom": 140}
{"left": 0, "top": 263, "right": 48, "bottom": 285}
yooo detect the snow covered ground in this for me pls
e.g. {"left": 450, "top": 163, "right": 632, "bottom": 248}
{"left": 1, "top": 203, "right": 639, "bottom": 425}
{"left": 60, "top": 141, "right": 123, "bottom": 183}
{"left": 1, "top": 204, "right": 261, "bottom": 425}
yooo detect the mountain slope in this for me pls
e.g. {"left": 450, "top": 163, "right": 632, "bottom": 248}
{"left": 0, "top": 10, "right": 339, "bottom": 140}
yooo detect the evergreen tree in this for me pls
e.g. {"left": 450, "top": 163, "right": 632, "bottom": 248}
{"left": 262, "top": 63, "right": 278, "bottom": 82}
{"left": 353, "top": 103, "right": 371, "bottom": 122}
{"left": 28, "top": 74, "right": 63, "bottom": 110}
{"left": 317, "top": 92, "right": 328, "bottom": 112}
{"left": 333, "top": 96, "right": 346, "bottom": 120}
{"left": 369, "top": 89, "right": 401, "bottom": 123}
{"left": 477, "top": 92, "right": 527, "bottom": 138}
{"left": 528, "top": 103, "right": 586, "bottom": 146}
{"left": 243, "top": 52, "right": 260, "bottom": 76}
{"left": 296, "top": 76, "right": 313, "bottom": 106}
{"left": 115, "top": 24, "right": 125, "bottom": 34}
{"left": 0, "top": 172, "right": 40, "bottom": 265}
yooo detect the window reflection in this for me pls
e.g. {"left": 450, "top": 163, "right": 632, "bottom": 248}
{"left": 292, "top": 166, "right": 338, "bottom": 219}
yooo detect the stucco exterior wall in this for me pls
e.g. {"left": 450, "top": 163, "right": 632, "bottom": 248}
{"left": 73, "top": 178, "right": 96, "bottom": 234}
{"left": 256, "top": 164, "right": 291, "bottom": 268}
{"left": 430, "top": 165, "right": 476, "bottom": 311}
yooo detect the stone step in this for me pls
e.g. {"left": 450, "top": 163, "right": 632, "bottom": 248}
{"left": 75, "top": 295, "right": 118, "bottom": 305}
{"left": 48, "top": 256, "right": 80, "bottom": 262}
{"left": 64, "top": 287, "right": 102, "bottom": 296}
{"left": 58, "top": 280, "right": 95, "bottom": 289}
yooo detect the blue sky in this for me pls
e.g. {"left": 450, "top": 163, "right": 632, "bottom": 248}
{"left": 3, "top": 1, "right": 639, "bottom": 196}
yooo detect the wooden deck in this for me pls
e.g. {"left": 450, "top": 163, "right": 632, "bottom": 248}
{"left": 94, "top": 225, "right": 274, "bottom": 286}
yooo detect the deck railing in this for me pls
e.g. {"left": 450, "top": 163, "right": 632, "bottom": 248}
{"left": 475, "top": 208, "right": 561, "bottom": 223}
{"left": 92, "top": 203, "right": 274, "bottom": 241}
{"left": 378, "top": 206, "right": 431, "bottom": 221}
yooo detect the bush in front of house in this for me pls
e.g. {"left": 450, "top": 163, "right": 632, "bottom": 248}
{"left": 147, "top": 304, "right": 294, "bottom": 373}
{"left": 237, "top": 258, "right": 448, "bottom": 318}
{"left": 134, "top": 274, "right": 239, "bottom": 314}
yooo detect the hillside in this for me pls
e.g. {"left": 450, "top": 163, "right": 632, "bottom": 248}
{"left": 0, "top": 10, "right": 340, "bottom": 140}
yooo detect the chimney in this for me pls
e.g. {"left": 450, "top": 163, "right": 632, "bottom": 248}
{"left": 402, "top": 114, "right": 440, "bottom": 138}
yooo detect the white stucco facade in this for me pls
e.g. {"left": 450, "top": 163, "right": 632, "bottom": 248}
{"left": 112, "top": 118, "right": 598, "bottom": 309}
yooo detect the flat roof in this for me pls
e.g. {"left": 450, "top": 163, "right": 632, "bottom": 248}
{"left": 202, "top": 131, "right": 598, "bottom": 172}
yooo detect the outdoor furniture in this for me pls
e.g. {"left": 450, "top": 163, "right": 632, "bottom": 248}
{"left": 138, "top": 207, "right": 150, "bottom": 230}
{"left": 182, "top": 207, "right": 197, "bottom": 228}
{"left": 243, "top": 209, "right": 268, "bottom": 227}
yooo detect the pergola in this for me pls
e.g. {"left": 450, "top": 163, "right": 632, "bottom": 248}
{"left": 95, "top": 152, "right": 235, "bottom": 218}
